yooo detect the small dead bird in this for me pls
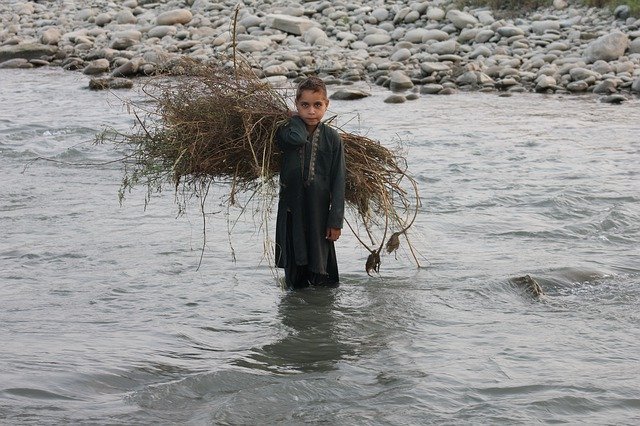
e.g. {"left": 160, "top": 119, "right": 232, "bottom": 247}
{"left": 365, "top": 250, "right": 381, "bottom": 276}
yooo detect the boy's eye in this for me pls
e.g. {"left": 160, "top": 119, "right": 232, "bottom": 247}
{"left": 314, "top": 102, "right": 323, "bottom": 108}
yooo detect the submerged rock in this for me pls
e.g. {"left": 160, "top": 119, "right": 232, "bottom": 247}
{"left": 510, "top": 275, "right": 544, "bottom": 298}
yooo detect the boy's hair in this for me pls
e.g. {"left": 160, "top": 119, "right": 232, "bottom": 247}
{"left": 295, "top": 76, "right": 327, "bottom": 101}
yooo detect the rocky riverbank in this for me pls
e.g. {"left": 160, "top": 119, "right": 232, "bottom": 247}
{"left": 1, "top": 0, "right": 640, "bottom": 102}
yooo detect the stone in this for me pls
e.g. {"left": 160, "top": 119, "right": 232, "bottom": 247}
{"left": 390, "top": 48, "right": 411, "bottom": 62}
{"left": 445, "top": 10, "right": 478, "bottom": 30}
{"left": 148, "top": 25, "right": 177, "bottom": 39}
{"left": 614, "top": 5, "right": 631, "bottom": 20}
{"left": 363, "top": 33, "right": 391, "bottom": 46}
{"left": 0, "top": 58, "right": 33, "bottom": 69}
{"left": 428, "top": 39, "right": 457, "bottom": 55}
{"left": 600, "top": 94, "right": 627, "bottom": 103}
{"left": 584, "top": 32, "right": 629, "bottom": 63}
{"left": 88, "top": 77, "right": 133, "bottom": 90}
{"left": 116, "top": 10, "right": 137, "bottom": 25}
{"left": 475, "top": 30, "right": 495, "bottom": 43}
{"left": 83, "top": 58, "right": 110, "bottom": 75}
{"left": 236, "top": 40, "right": 269, "bottom": 52}
{"left": 420, "top": 84, "right": 443, "bottom": 94}
{"left": 303, "top": 27, "right": 328, "bottom": 45}
{"left": 267, "top": 14, "right": 316, "bottom": 36}
{"left": 497, "top": 26, "right": 525, "bottom": 37}
{"left": 404, "top": 28, "right": 428, "bottom": 43}
{"left": 41, "top": 28, "right": 62, "bottom": 45}
{"left": 330, "top": 88, "right": 371, "bottom": 100}
{"left": 156, "top": 9, "right": 193, "bottom": 26}
{"left": 629, "top": 38, "right": 640, "bottom": 55}
{"left": 421, "top": 29, "right": 450, "bottom": 42}
{"left": 569, "top": 67, "right": 600, "bottom": 80}
{"left": 420, "top": 62, "right": 450, "bottom": 73}
{"left": 535, "top": 75, "right": 556, "bottom": 91}
{"left": 389, "top": 71, "right": 414, "bottom": 91}
{"left": 95, "top": 13, "right": 112, "bottom": 26}
{"left": 0, "top": 43, "right": 57, "bottom": 62}
{"left": 112, "top": 59, "right": 140, "bottom": 77}
{"left": 566, "top": 80, "right": 589, "bottom": 91}
{"left": 631, "top": 78, "right": 640, "bottom": 93}
{"left": 592, "top": 79, "right": 617, "bottom": 94}
{"left": 371, "top": 8, "right": 389, "bottom": 22}
{"left": 531, "top": 20, "right": 561, "bottom": 35}
{"left": 426, "top": 7, "right": 445, "bottom": 21}
{"left": 384, "top": 94, "right": 406, "bottom": 103}
{"left": 469, "top": 46, "right": 492, "bottom": 59}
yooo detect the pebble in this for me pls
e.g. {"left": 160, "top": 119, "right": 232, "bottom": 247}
{"left": 0, "top": 0, "right": 638, "bottom": 101}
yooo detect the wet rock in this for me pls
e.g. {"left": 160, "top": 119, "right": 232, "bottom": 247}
{"left": 88, "top": 77, "right": 133, "bottom": 90}
{"left": 600, "top": 94, "right": 627, "bottom": 103}
{"left": 0, "top": 43, "right": 57, "bottom": 62}
{"left": 510, "top": 275, "right": 544, "bottom": 298}
{"left": 384, "top": 94, "right": 406, "bottom": 103}
{"left": 83, "top": 58, "right": 110, "bottom": 75}
{"left": 330, "top": 88, "right": 371, "bottom": 100}
{"left": 389, "top": 70, "right": 413, "bottom": 91}
{"left": 0, "top": 58, "right": 33, "bottom": 68}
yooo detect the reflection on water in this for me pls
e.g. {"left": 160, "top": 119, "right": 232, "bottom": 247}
{"left": 235, "top": 288, "right": 354, "bottom": 373}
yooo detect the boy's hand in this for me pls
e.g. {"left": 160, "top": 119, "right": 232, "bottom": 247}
{"left": 325, "top": 227, "right": 341, "bottom": 241}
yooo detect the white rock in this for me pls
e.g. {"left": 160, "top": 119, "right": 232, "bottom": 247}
{"left": 553, "top": 0, "right": 568, "bottom": 9}
{"left": 446, "top": 10, "right": 478, "bottom": 30}
{"left": 426, "top": 7, "right": 445, "bottom": 21}
{"left": 631, "top": 77, "right": 640, "bottom": 92}
{"left": 157, "top": 9, "right": 193, "bottom": 26}
{"left": 303, "top": 27, "right": 328, "bottom": 45}
{"left": 266, "top": 14, "right": 316, "bottom": 36}
{"left": 475, "top": 30, "right": 494, "bottom": 43}
{"left": 497, "top": 26, "right": 525, "bottom": 37}
{"left": 41, "top": 28, "right": 61, "bottom": 45}
{"left": 390, "top": 48, "right": 411, "bottom": 62}
{"left": 421, "top": 29, "right": 450, "bottom": 42}
{"left": 236, "top": 40, "right": 269, "bottom": 52}
{"left": 629, "top": 38, "right": 640, "bottom": 55}
{"left": 148, "top": 26, "right": 177, "bottom": 39}
{"left": 531, "top": 20, "right": 560, "bottom": 35}
{"left": 371, "top": 7, "right": 389, "bottom": 22}
{"left": 363, "top": 33, "right": 391, "bottom": 46}
{"left": 116, "top": 10, "right": 136, "bottom": 25}
{"left": 421, "top": 62, "right": 451, "bottom": 73}
{"left": 83, "top": 58, "right": 110, "bottom": 75}
{"left": 477, "top": 11, "right": 495, "bottom": 25}
{"left": 95, "top": 13, "right": 112, "bottom": 26}
{"left": 404, "top": 28, "right": 429, "bottom": 43}
{"left": 428, "top": 39, "right": 457, "bottom": 55}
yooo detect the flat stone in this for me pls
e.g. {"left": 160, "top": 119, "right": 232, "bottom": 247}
{"left": 0, "top": 43, "right": 57, "bottom": 62}
{"left": 420, "top": 62, "right": 450, "bottom": 73}
{"left": 330, "top": 88, "right": 371, "bottom": 100}
{"left": 157, "top": 9, "right": 193, "bottom": 26}
{"left": 0, "top": 58, "right": 33, "bottom": 68}
{"left": 266, "top": 14, "right": 316, "bottom": 36}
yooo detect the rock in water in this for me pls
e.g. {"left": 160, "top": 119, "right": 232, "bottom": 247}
{"left": 510, "top": 275, "right": 544, "bottom": 298}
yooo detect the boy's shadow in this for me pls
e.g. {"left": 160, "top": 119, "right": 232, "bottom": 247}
{"left": 235, "top": 288, "right": 354, "bottom": 374}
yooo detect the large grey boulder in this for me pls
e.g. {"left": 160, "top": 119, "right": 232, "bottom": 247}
{"left": 584, "top": 32, "right": 629, "bottom": 63}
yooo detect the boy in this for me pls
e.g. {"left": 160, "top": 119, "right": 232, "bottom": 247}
{"left": 275, "top": 77, "right": 346, "bottom": 289}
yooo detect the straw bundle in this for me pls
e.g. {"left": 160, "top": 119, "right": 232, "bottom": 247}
{"left": 111, "top": 58, "right": 421, "bottom": 272}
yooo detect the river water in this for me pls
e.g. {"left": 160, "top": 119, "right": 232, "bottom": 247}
{"left": 1, "top": 67, "right": 639, "bottom": 424}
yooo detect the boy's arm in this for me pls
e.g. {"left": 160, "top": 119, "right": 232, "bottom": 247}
{"left": 276, "top": 115, "right": 308, "bottom": 150}
{"left": 326, "top": 132, "right": 346, "bottom": 229}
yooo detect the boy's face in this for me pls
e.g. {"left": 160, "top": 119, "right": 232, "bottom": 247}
{"left": 295, "top": 89, "right": 329, "bottom": 129}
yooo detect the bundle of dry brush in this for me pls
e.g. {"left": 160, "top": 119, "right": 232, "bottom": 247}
{"left": 109, "top": 58, "right": 422, "bottom": 273}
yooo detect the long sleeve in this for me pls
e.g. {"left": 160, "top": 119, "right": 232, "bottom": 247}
{"left": 276, "top": 115, "right": 308, "bottom": 150}
{"left": 326, "top": 132, "right": 346, "bottom": 229}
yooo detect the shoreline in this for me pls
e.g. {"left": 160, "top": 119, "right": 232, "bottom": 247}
{"left": 1, "top": 0, "right": 639, "bottom": 103}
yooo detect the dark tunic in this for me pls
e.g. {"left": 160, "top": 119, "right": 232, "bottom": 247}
{"left": 275, "top": 115, "right": 346, "bottom": 281}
